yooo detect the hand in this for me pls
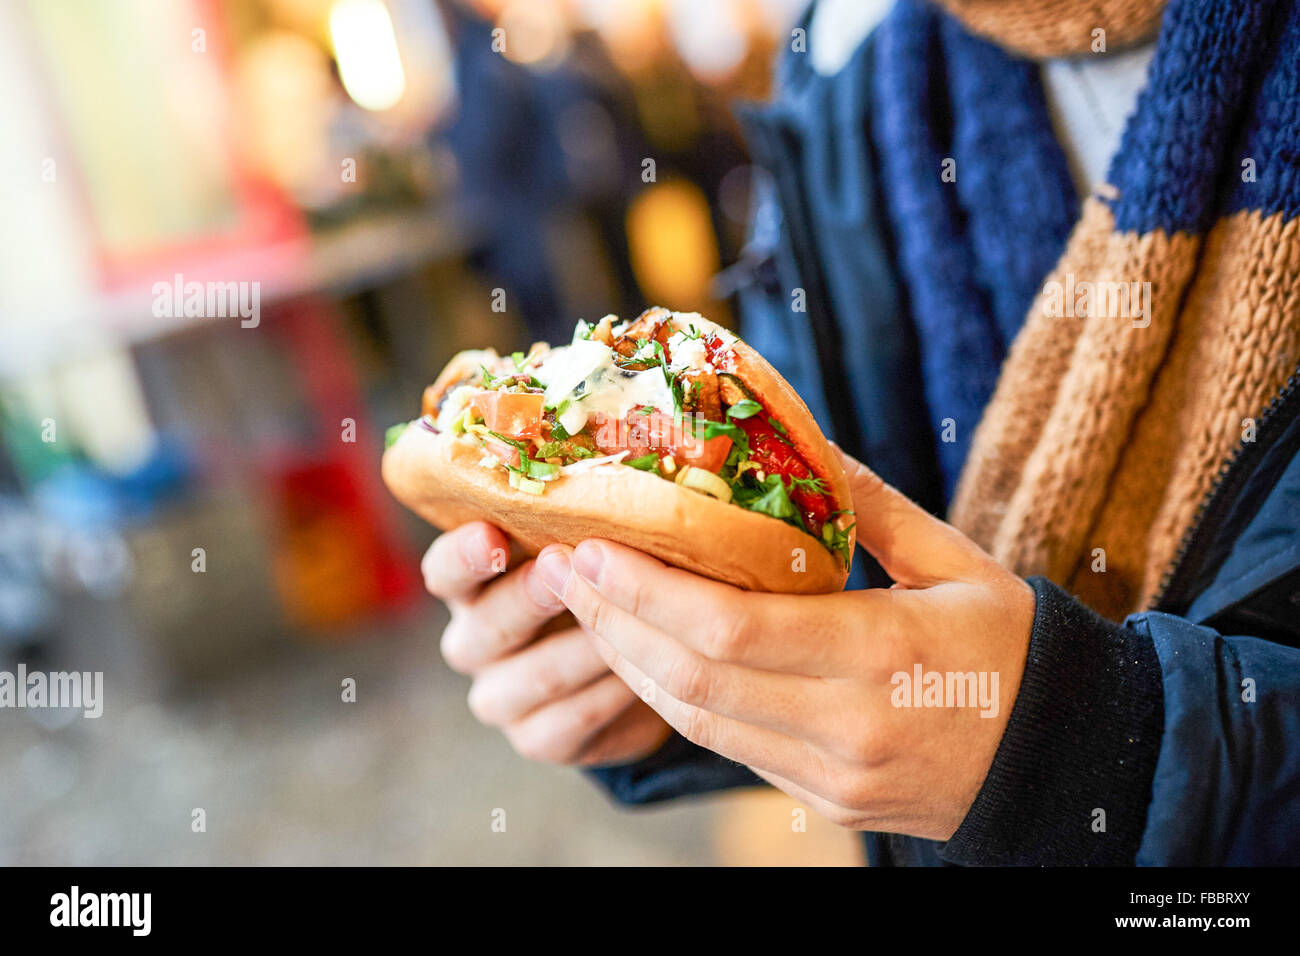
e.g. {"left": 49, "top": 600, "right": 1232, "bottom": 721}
{"left": 423, "top": 522, "right": 671, "bottom": 766}
{"left": 532, "top": 450, "right": 1035, "bottom": 839}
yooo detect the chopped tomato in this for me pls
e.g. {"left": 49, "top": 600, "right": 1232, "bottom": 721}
{"left": 672, "top": 430, "right": 732, "bottom": 472}
{"left": 484, "top": 435, "right": 521, "bottom": 468}
{"left": 589, "top": 408, "right": 732, "bottom": 473}
{"left": 738, "top": 415, "right": 832, "bottom": 533}
{"left": 472, "top": 391, "right": 544, "bottom": 440}
{"left": 703, "top": 333, "right": 736, "bottom": 372}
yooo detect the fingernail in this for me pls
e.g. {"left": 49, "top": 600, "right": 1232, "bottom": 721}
{"left": 535, "top": 548, "right": 572, "bottom": 596}
{"left": 572, "top": 543, "right": 604, "bottom": 586}
{"left": 458, "top": 526, "right": 491, "bottom": 573}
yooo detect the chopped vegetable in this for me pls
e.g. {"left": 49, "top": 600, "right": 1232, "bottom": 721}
{"left": 472, "top": 391, "right": 545, "bottom": 440}
{"left": 385, "top": 422, "right": 409, "bottom": 448}
{"left": 676, "top": 465, "right": 733, "bottom": 503}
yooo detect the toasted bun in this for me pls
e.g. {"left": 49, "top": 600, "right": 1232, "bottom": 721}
{"left": 383, "top": 313, "right": 854, "bottom": 594}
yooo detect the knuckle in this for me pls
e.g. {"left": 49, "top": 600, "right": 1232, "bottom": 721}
{"left": 508, "top": 726, "right": 578, "bottom": 766}
{"left": 439, "top": 619, "right": 473, "bottom": 673}
{"left": 584, "top": 594, "right": 618, "bottom": 638}
{"left": 826, "top": 772, "right": 875, "bottom": 811}
{"left": 663, "top": 654, "right": 714, "bottom": 706}
{"left": 843, "top": 729, "right": 892, "bottom": 768}
{"left": 465, "top": 681, "right": 499, "bottom": 726}
{"left": 530, "top": 665, "right": 567, "bottom": 703}
{"left": 701, "top": 605, "right": 750, "bottom": 660}
{"left": 676, "top": 706, "right": 713, "bottom": 752}
{"left": 567, "top": 698, "right": 609, "bottom": 737}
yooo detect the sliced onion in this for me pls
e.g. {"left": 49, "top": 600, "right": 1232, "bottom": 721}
{"left": 675, "top": 465, "right": 732, "bottom": 503}
{"left": 559, "top": 450, "right": 629, "bottom": 474}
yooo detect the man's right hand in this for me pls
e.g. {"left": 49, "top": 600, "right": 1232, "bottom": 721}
{"left": 424, "top": 522, "right": 671, "bottom": 766}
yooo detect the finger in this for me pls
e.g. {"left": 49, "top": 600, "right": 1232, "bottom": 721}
{"left": 422, "top": 522, "right": 512, "bottom": 604}
{"left": 553, "top": 556, "right": 848, "bottom": 743}
{"left": 833, "top": 448, "right": 986, "bottom": 587}
{"left": 502, "top": 673, "right": 638, "bottom": 765}
{"left": 544, "top": 540, "right": 870, "bottom": 675}
{"left": 574, "top": 700, "right": 672, "bottom": 766}
{"left": 440, "top": 558, "right": 568, "bottom": 673}
{"left": 585, "top": 629, "right": 838, "bottom": 798}
{"left": 466, "top": 627, "right": 608, "bottom": 726}
{"left": 747, "top": 766, "right": 861, "bottom": 830}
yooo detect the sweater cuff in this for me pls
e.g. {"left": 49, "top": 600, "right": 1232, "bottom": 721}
{"left": 584, "top": 732, "right": 764, "bottom": 805}
{"left": 940, "top": 577, "right": 1164, "bottom": 865}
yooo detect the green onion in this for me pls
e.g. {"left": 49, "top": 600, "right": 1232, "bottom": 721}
{"left": 525, "top": 459, "right": 560, "bottom": 480}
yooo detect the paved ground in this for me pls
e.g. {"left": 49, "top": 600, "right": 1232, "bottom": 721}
{"left": 0, "top": 593, "right": 861, "bottom": 866}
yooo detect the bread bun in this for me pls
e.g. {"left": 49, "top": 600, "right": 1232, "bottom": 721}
{"left": 383, "top": 313, "right": 853, "bottom": 594}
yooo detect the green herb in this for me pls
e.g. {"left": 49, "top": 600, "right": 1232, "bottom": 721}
{"left": 625, "top": 453, "right": 659, "bottom": 471}
{"left": 549, "top": 421, "right": 570, "bottom": 441}
{"left": 534, "top": 442, "right": 593, "bottom": 461}
{"left": 732, "top": 474, "right": 802, "bottom": 525}
{"left": 767, "top": 416, "right": 793, "bottom": 445}
{"left": 789, "top": 475, "right": 828, "bottom": 495}
{"left": 725, "top": 399, "right": 762, "bottom": 420}
{"left": 694, "top": 418, "right": 749, "bottom": 457}
{"left": 384, "top": 422, "right": 409, "bottom": 449}
{"left": 487, "top": 431, "right": 530, "bottom": 451}
{"left": 650, "top": 340, "right": 686, "bottom": 425}
{"left": 574, "top": 319, "right": 593, "bottom": 341}
{"left": 823, "top": 518, "right": 856, "bottom": 566}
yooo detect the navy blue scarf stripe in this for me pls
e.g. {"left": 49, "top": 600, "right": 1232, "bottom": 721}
{"left": 941, "top": 18, "right": 1078, "bottom": 349}
{"left": 872, "top": 0, "right": 1004, "bottom": 495}
{"left": 1107, "top": 0, "right": 1282, "bottom": 234}
{"left": 1223, "top": 0, "right": 1300, "bottom": 220}
{"left": 871, "top": 0, "right": 1076, "bottom": 497}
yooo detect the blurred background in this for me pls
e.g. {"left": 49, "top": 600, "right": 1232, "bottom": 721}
{"left": 0, "top": 0, "right": 860, "bottom": 864}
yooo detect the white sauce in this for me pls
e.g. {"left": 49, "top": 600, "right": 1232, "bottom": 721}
{"left": 536, "top": 337, "right": 675, "bottom": 434}
{"left": 534, "top": 312, "right": 736, "bottom": 435}
{"left": 667, "top": 331, "right": 709, "bottom": 373}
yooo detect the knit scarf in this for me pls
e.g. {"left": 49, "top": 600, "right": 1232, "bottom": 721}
{"left": 875, "top": 0, "right": 1300, "bottom": 619}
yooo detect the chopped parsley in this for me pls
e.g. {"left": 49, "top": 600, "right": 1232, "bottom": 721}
{"left": 788, "top": 475, "right": 828, "bottom": 495}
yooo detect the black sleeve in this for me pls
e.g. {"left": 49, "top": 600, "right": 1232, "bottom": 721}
{"left": 939, "top": 577, "right": 1165, "bottom": 865}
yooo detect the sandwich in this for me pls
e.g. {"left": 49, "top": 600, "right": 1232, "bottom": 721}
{"left": 382, "top": 307, "right": 855, "bottom": 593}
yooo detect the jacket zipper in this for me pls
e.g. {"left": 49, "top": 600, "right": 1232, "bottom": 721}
{"left": 1153, "top": 370, "right": 1300, "bottom": 612}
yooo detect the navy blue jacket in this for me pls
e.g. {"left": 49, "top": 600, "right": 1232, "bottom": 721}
{"left": 586, "top": 6, "right": 1300, "bottom": 865}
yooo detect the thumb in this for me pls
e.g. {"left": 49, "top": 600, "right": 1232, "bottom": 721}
{"left": 834, "top": 447, "right": 986, "bottom": 587}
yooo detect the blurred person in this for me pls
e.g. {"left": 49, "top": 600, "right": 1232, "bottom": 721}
{"left": 423, "top": 0, "right": 1300, "bottom": 865}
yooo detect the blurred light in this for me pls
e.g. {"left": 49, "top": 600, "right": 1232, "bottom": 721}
{"left": 626, "top": 179, "right": 720, "bottom": 310}
{"left": 330, "top": 0, "right": 407, "bottom": 111}
{"left": 498, "top": 0, "right": 570, "bottom": 68}
{"left": 575, "top": 0, "right": 662, "bottom": 71}
{"left": 667, "top": 0, "right": 748, "bottom": 81}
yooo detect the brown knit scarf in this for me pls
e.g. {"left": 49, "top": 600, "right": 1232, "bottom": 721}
{"left": 932, "top": 0, "right": 1167, "bottom": 58}
{"left": 939, "top": 0, "right": 1300, "bottom": 619}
